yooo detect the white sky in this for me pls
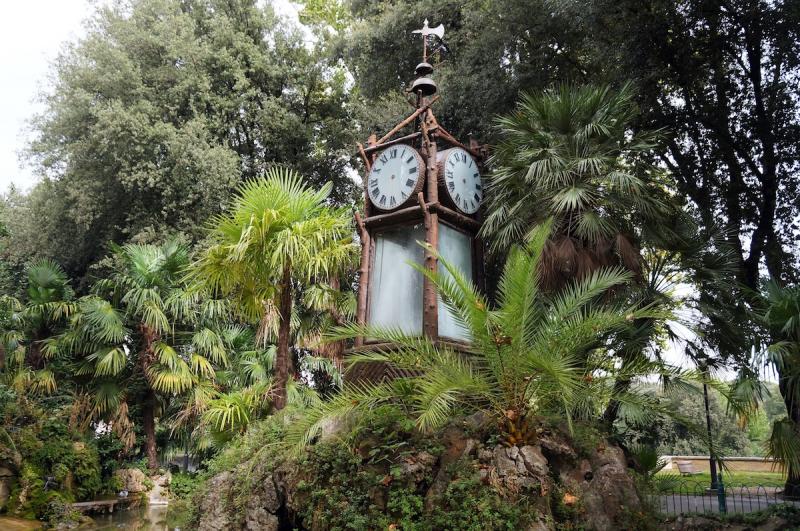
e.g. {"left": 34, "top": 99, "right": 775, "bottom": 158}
{"left": 0, "top": 0, "right": 92, "bottom": 192}
{"left": 0, "top": 0, "right": 299, "bottom": 193}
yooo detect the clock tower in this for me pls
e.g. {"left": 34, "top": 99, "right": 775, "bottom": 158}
{"left": 351, "top": 20, "right": 486, "bottom": 380}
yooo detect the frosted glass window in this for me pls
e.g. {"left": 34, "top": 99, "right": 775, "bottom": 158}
{"left": 368, "top": 224, "right": 425, "bottom": 334}
{"left": 437, "top": 224, "right": 473, "bottom": 341}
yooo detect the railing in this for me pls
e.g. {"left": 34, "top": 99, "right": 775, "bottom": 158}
{"left": 654, "top": 480, "right": 800, "bottom": 515}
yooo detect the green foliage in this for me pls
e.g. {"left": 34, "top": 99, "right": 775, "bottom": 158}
{"left": 169, "top": 472, "right": 202, "bottom": 500}
{"left": 0, "top": 260, "right": 74, "bottom": 395}
{"left": 4, "top": 0, "right": 358, "bottom": 285}
{"left": 427, "top": 472, "right": 528, "bottom": 530}
{"left": 619, "top": 382, "right": 785, "bottom": 457}
{"left": 292, "top": 409, "right": 530, "bottom": 530}
{"left": 483, "top": 84, "right": 673, "bottom": 264}
{"left": 0, "top": 390, "right": 104, "bottom": 522}
{"left": 289, "top": 223, "right": 686, "bottom": 449}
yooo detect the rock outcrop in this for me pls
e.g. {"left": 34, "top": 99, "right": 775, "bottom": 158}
{"left": 0, "top": 463, "right": 15, "bottom": 510}
{"left": 194, "top": 420, "right": 646, "bottom": 530}
{"left": 114, "top": 468, "right": 149, "bottom": 493}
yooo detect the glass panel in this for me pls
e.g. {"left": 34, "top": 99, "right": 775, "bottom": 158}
{"left": 437, "top": 224, "right": 473, "bottom": 341}
{"left": 368, "top": 224, "right": 425, "bottom": 334}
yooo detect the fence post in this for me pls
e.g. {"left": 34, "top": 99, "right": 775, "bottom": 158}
{"left": 717, "top": 477, "right": 727, "bottom": 514}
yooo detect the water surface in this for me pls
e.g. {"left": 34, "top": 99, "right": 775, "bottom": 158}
{"left": 0, "top": 504, "right": 187, "bottom": 531}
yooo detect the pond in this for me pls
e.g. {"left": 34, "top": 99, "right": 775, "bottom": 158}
{"left": 0, "top": 504, "right": 190, "bottom": 530}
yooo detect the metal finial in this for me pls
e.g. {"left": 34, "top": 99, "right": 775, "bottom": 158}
{"left": 412, "top": 19, "right": 445, "bottom": 62}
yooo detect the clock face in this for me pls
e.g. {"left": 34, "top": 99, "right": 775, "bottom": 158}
{"left": 441, "top": 148, "right": 482, "bottom": 214}
{"left": 367, "top": 146, "right": 424, "bottom": 211}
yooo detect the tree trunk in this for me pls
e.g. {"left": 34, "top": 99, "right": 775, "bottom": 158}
{"left": 780, "top": 373, "right": 800, "bottom": 498}
{"left": 28, "top": 339, "right": 45, "bottom": 370}
{"left": 324, "top": 276, "right": 345, "bottom": 371}
{"left": 273, "top": 264, "right": 293, "bottom": 410}
{"left": 143, "top": 389, "right": 158, "bottom": 471}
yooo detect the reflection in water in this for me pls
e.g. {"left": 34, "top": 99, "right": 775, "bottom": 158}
{"left": 0, "top": 516, "right": 42, "bottom": 530}
{"left": 89, "top": 503, "right": 189, "bottom": 531}
{"left": 0, "top": 503, "right": 188, "bottom": 530}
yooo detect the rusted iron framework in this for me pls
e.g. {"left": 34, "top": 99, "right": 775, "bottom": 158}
{"left": 350, "top": 21, "right": 487, "bottom": 380}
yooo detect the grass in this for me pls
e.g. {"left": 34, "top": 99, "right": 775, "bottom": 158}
{"left": 655, "top": 470, "right": 786, "bottom": 491}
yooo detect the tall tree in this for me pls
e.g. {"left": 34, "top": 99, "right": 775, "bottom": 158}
{"left": 334, "top": 0, "right": 590, "bottom": 141}
{"left": 482, "top": 84, "right": 676, "bottom": 289}
{"left": 61, "top": 241, "right": 229, "bottom": 469}
{"left": 0, "top": 260, "right": 74, "bottom": 394}
{"left": 762, "top": 283, "right": 800, "bottom": 496}
{"left": 191, "top": 168, "right": 356, "bottom": 410}
{"left": 9, "top": 0, "right": 357, "bottom": 285}
{"left": 559, "top": 0, "right": 800, "bottom": 288}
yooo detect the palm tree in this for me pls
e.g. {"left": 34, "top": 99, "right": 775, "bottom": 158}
{"left": 762, "top": 283, "right": 800, "bottom": 497}
{"left": 61, "top": 241, "right": 230, "bottom": 470}
{"left": 482, "top": 84, "right": 675, "bottom": 290}
{"left": 191, "top": 167, "right": 356, "bottom": 410}
{"left": 0, "top": 260, "right": 74, "bottom": 394}
{"left": 288, "top": 224, "right": 688, "bottom": 448}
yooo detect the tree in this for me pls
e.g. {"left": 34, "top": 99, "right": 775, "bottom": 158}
{"left": 61, "top": 241, "right": 229, "bottom": 469}
{"left": 10, "top": 0, "right": 358, "bottom": 285}
{"left": 482, "top": 84, "right": 676, "bottom": 289}
{"left": 559, "top": 0, "right": 800, "bottom": 288}
{"left": 338, "top": 0, "right": 591, "bottom": 142}
{"left": 0, "top": 260, "right": 74, "bottom": 394}
{"left": 192, "top": 168, "right": 356, "bottom": 410}
{"left": 289, "top": 224, "right": 699, "bottom": 448}
{"left": 762, "top": 283, "right": 800, "bottom": 496}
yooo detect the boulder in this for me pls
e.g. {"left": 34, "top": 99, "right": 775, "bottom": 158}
{"left": 575, "top": 445, "right": 642, "bottom": 531}
{"left": 114, "top": 468, "right": 148, "bottom": 493}
{"left": 519, "top": 445, "right": 548, "bottom": 476}
{"left": 196, "top": 472, "right": 237, "bottom": 531}
{"left": 243, "top": 478, "right": 280, "bottom": 531}
{"left": 493, "top": 445, "right": 529, "bottom": 478}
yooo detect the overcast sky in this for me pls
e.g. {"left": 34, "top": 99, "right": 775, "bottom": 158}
{"left": 0, "top": 0, "right": 298, "bottom": 193}
{"left": 0, "top": 0, "right": 90, "bottom": 192}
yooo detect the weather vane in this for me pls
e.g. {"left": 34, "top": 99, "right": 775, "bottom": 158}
{"left": 412, "top": 18, "right": 445, "bottom": 62}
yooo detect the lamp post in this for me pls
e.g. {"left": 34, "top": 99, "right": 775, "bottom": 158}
{"left": 702, "top": 376, "right": 720, "bottom": 491}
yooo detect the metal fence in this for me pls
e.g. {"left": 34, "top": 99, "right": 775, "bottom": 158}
{"left": 654, "top": 480, "right": 800, "bottom": 515}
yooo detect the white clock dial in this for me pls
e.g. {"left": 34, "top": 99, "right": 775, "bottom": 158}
{"left": 367, "top": 145, "right": 424, "bottom": 211}
{"left": 440, "top": 148, "right": 482, "bottom": 214}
